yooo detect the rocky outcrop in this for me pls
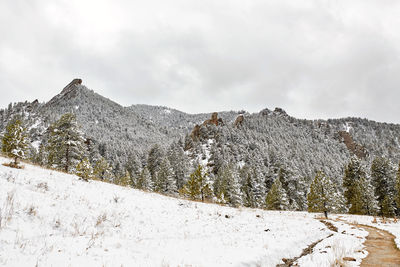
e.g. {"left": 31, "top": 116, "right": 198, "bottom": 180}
{"left": 338, "top": 131, "right": 367, "bottom": 159}
{"left": 46, "top": 79, "right": 83, "bottom": 106}
{"left": 234, "top": 115, "right": 244, "bottom": 127}
{"left": 60, "top": 78, "right": 82, "bottom": 96}
{"left": 202, "top": 112, "right": 223, "bottom": 126}
{"left": 190, "top": 124, "right": 201, "bottom": 140}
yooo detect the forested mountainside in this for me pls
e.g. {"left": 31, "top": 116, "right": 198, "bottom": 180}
{"left": 1, "top": 79, "right": 400, "bottom": 211}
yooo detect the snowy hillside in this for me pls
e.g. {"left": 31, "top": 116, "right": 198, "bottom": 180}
{"left": 0, "top": 157, "right": 370, "bottom": 266}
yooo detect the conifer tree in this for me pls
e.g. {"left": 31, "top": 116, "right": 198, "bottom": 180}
{"left": 154, "top": 158, "right": 176, "bottom": 194}
{"left": 116, "top": 170, "right": 132, "bottom": 187}
{"left": 307, "top": 171, "right": 331, "bottom": 213}
{"left": 46, "top": 113, "right": 85, "bottom": 172}
{"left": 395, "top": 162, "right": 400, "bottom": 212}
{"left": 240, "top": 166, "right": 256, "bottom": 208}
{"left": 371, "top": 156, "right": 395, "bottom": 215}
{"left": 343, "top": 157, "right": 365, "bottom": 207}
{"left": 265, "top": 178, "right": 289, "bottom": 210}
{"left": 76, "top": 157, "right": 93, "bottom": 181}
{"left": 180, "top": 165, "right": 212, "bottom": 201}
{"left": 147, "top": 144, "right": 164, "bottom": 178}
{"left": 136, "top": 166, "right": 152, "bottom": 190}
{"left": 382, "top": 195, "right": 395, "bottom": 217}
{"left": 93, "top": 157, "right": 113, "bottom": 181}
{"left": 215, "top": 164, "right": 242, "bottom": 206}
{"left": 349, "top": 176, "right": 378, "bottom": 215}
{"left": 1, "top": 118, "right": 28, "bottom": 167}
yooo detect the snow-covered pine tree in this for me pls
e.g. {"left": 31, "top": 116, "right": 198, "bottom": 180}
{"left": 215, "top": 164, "right": 242, "bottom": 207}
{"left": 265, "top": 177, "right": 289, "bottom": 210}
{"left": 167, "top": 143, "right": 188, "bottom": 190}
{"left": 46, "top": 113, "right": 85, "bottom": 173}
{"left": 93, "top": 156, "right": 114, "bottom": 181}
{"left": 147, "top": 144, "right": 164, "bottom": 179}
{"left": 343, "top": 157, "right": 365, "bottom": 208}
{"left": 396, "top": 162, "right": 400, "bottom": 213}
{"left": 136, "top": 166, "right": 152, "bottom": 190}
{"left": 154, "top": 158, "right": 176, "bottom": 194}
{"left": 307, "top": 171, "right": 331, "bottom": 213}
{"left": 240, "top": 165, "right": 256, "bottom": 208}
{"left": 349, "top": 176, "right": 378, "bottom": 215}
{"left": 1, "top": 117, "right": 28, "bottom": 167}
{"left": 371, "top": 156, "right": 396, "bottom": 215}
{"left": 76, "top": 157, "right": 94, "bottom": 181}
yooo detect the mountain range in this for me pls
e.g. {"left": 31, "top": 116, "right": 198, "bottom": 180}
{"left": 1, "top": 79, "right": 400, "bottom": 209}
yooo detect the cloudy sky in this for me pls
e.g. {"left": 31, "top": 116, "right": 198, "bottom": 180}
{"left": 1, "top": 0, "right": 400, "bottom": 123}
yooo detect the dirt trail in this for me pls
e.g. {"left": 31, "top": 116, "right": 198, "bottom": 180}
{"left": 358, "top": 224, "right": 400, "bottom": 267}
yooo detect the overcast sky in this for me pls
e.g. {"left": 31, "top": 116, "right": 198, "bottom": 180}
{"left": 1, "top": 0, "right": 400, "bottom": 123}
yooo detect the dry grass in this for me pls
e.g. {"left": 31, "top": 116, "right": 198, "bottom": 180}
{"left": 0, "top": 190, "right": 16, "bottom": 229}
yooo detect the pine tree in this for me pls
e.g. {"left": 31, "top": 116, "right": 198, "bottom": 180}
{"left": 343, "top": 157, "right": 365, "bottom": 207}
{"left": 371, "top": 156, "right": 395, "bottom": 215}
{"left": 395, "top": 162, "right": 400, "bottom": 213}
{"left": 46, "top": 113, "right": 85, "bottom": 172}
{"left": 265, "top": 178, "right": 289, "bottom": 210}
{"left": 382, "top": 195, "right": 395, "bottom": 217}
{"left": 154, "top": 158, "right": 176, "bottom": 194}
{"left": 115, "top": 170, "right": 131, "bottom": 187}
{"left": 76, "top": 157, "right": 93, "bottom": 181}
{"left": 240, "top": 165, "right": 256, "bottom": 208}
{"left": 307, "top": 171, "right": 331, "bottom": 213}
{"left": 215, "top": 164, "right": 242, "bottom": 206}
{"left": 1, "top": 118, "right": 28, "bottom": 167}
{"left": 147, "top": 144, "right": 164, "bottom": 178}
{"left": 136, "top": 166, "right": 152, "bottom": 190}
{"left": 349, "top": 176, "right": 378, "bottom": 215}
{"left": 93, "top": 157, "right": 113, "bottom": 181}
{"left": 180, "top": 165, "right": 212, "bottom": 201}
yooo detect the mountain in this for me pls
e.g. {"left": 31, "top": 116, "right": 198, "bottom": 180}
{"left": 1, "top": 79, "right": 400, "bottom": 210}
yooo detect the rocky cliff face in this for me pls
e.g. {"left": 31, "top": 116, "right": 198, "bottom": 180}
{"left": 338, "top": 131, "right": 368, "bottom": 159}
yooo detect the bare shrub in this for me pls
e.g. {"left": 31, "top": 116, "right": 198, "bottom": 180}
{"left": 0, "top": 190, "right": 16, "bottom": 229}
{"left": 26, "top": 205, "right": 37, "bottom": 216}
{"left": 96, "top": 213, "right": 107, "bottom": 227}
{"left": 36, "top": 182, "right": 49, "bottom": 192}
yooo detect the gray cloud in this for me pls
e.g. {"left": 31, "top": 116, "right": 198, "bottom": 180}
{"left": 1, "top": 0, "right": 400, "bottom": 123}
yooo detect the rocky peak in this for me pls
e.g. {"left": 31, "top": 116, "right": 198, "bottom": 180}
{"left": 46, "top": 79, "right": 84, "bottom": 106}
{"left": 60, "top": 78, "right": 83, "bottom": 96}
{"left": 273, "top": 107, "right": 287, "bottom": 116}
{"left": 260, "top": 108, "right": 271, "bottom": 116}
{"left": 202, "top": 112, "right": 222, "bottom": 126}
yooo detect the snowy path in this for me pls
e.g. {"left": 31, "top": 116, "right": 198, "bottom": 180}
{"left": 348, "top": 224, "right": 400, "bottom": 266}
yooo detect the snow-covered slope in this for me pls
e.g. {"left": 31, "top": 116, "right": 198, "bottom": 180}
{"left": 0, "top": 157, "right": 337, "bottom": 266}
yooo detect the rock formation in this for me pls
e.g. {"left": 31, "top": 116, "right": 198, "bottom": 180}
{"left": 338, "top": 131, "right": 367, "bottom": 159}
{"left": 202, "top": 112, "right": 223, "bottom": 126}
{"left": 234, "top": 115, "right": 244, "bottom": 127}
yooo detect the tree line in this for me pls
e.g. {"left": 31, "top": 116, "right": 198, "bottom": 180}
{"left": 2, "top": 113, "right": 400, "bottom": 217}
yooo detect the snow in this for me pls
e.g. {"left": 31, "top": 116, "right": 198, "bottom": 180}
{"left": 333, "top": 214, "right": 400, "bottom": 249}
{"left": 295, "top": 220, "right": 368, "bottom": 266}
{"left": 0, "top": 157, "right": 334, "bottom": 267}
{"left": 31, "top": 140, "right": 41, "bottom": 151}
{"left": 28, "top": 119, "right": 42, "bottom": 131}
{"left": 199, "top": 139, "right": 213, "bottom": 167}
{"left": 344, "top": 122, "right": 352, "bottom": 133}
{"left": 162, "top": 109, "right": 172, "bottom": 114}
